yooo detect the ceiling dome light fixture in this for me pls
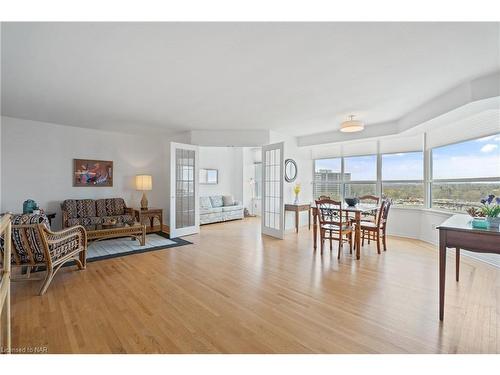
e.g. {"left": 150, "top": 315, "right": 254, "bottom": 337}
{"left": 340, "top": 115, "right": 364, "bottom": 133}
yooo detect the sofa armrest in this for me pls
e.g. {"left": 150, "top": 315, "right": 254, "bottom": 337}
{"left": 42, "top": 225, "right": 87, "bottom": 263}
{"left": 61, "top": 209, "right": 69, "bottom": 229}
{"left": 124, "top": 207, "right": 134, "bottom": 216}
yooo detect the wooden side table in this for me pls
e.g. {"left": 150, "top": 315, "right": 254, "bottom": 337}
{"left": 284, "top": 203, "right": 311, "bottom": 233}
{"left": 134, "top": 208, "right": 163, "bottom": 233}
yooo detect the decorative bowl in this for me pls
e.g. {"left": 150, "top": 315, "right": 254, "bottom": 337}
{"left": 345, "top": 197, "right": 359, "bottom": 207}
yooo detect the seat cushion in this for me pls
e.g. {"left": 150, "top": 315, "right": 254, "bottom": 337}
{"left": 102, "top": 215, "right": 135, "bottom": 224}
{"left": 200, "top": 196, "right": 213, "bottom": 210}
{"left": 76, "top": 199, "right": 96, "bottom": 218}
{"left": 358, "top": 221, "right": 377, "bottom": 228}
{"left": 210, "top": 196, "right": 224, "bottom": 208}
{"left": 222, "top": 204, "right": 243, "bottom": 212}
{"left": 200, "top": 207, "right": 223, "bottom": 215}
{"left": 321, "top": 223, "right": 352, "bottom": 231}
{"left": 67, "top": 216, "right": 102, "bottom": 227}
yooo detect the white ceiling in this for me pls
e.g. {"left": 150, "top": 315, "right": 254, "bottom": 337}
{"left": 1, "top": 22, "right": 499, "bottom": 136}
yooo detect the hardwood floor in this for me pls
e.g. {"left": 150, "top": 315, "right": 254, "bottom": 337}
{"left": 10, "top": 217, "right": 500, "bottom": 353}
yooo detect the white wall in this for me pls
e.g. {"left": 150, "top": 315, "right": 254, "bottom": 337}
{"left": 190, "top": 130, "right": 271, "bottom": 147}
{"left": 387, "top": 207, "right": 500, "bottom": 267}
{"left": 1, "top": 116, "right": 170, "bottom": 230}
{"left": 198, "top": 146, "right": 243, "bottom": 202}
{"left": 270, "top": 132, "right": 314, "bottom": 231}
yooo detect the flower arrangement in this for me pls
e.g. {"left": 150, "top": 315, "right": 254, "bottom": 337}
{"left": 479, "top": 194, "right": 500, "bottom": 218}
{"left": 468, "top": 194, "right": 500, "bottom": 229}
{"left": 293, "top": 183, "right": 301, "bottom": 204}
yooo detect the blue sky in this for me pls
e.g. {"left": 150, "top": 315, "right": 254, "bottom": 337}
{"left": 433, "top": 134, "right": 500, "bottom": 179}
{"left": 315, "top": 134, "right": 500, "bottom": 181}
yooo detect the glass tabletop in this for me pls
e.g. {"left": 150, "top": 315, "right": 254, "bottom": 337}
{"left": 437, "top": 214, "right": 500, "bottom": 234}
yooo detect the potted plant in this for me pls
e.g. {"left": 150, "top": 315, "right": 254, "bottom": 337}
{"left": 479, "top": 194, "right": 500, "bottom": 228}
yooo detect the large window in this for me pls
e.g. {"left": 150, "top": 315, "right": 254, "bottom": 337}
{"left": 314, "top": 158, "right": 342, "bottom": 200}
{"left": 344, "top": 155, "right": 377, "bottom": 181}
{"left": 313, "top": 155, "right": 377, "bottom": 200}
{"left": 431, "top": 134, "right": 500, "bottom": 211}
{"left": 312, "top": 133, "right": 500, "bottom": 211}
{"left": 382, "top": 152, "right": 424, "bottom": 207}
{"left": 343, "top": 155, "right": 377, "bottom": 197}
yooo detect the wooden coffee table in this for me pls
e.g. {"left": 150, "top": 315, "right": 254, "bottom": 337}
{"left": 85, "top": 222, "right": 146, "bottom": 246}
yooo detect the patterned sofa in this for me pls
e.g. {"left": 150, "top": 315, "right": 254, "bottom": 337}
{"left": 61, "top": 198, "right": 134, "bottom": 228}
{"left": 200, "top": 195, "right": 244, "bottom": 225}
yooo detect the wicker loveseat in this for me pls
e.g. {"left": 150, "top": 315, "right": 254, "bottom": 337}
{"left": 61, "top": 198, "right": 134, "bottom": 228}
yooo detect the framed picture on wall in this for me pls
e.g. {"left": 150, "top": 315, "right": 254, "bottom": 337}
{"left": 73, "top": 159, "right": 113, "bottom": 187}
{"left": 200, "top": 168, "right": 218, "bottom": 184}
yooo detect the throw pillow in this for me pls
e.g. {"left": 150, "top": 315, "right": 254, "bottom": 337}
{"left": 223, "top": 195, "right": 235, "bottom": 206}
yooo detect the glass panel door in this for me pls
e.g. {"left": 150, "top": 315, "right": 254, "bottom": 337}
{"left": 261, "top": 142, "right": 284, "bottom": 239}
{"left": 170, "top": 142, "right": 199, "bottom": 238}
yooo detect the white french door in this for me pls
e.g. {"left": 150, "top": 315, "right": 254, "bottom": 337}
{"left": 169, "top": 142, "right": 199, "bottom": 238}
{"left": 261, "top": 142, "right": 285, "bottom": 239}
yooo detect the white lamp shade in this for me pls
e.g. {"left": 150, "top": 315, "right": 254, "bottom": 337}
{"left": 340, "top": 117, "right": 364, "bottom": 133}
{"left": 135, "top": 175, "right": 152, "bottom": 191}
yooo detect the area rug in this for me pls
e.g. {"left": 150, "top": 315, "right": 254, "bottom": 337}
{"left": 86, "top": 232, "right": 192, "bottom": 262}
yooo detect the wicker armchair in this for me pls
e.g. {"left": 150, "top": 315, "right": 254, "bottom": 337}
{"left": 0, "top": 214, "right": 87, "bottom": 295}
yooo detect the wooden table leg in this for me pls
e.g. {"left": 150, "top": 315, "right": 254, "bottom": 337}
{"left": 308, "top": 207, "right": 311, "bottom": 230}
{"left": 355, "top": 211, "right": 361, "bottom": 260}
{"left": 313, "top": 209, "right": 317, "bottom": 250}
{"left": 439, "top": 230, "right": 447, "bottom": 321}
{"left": 455, "top": 247, "right": 460, "bottom": 282}
{"left": 295, "top": 209, "right": 299, "bottom": 233}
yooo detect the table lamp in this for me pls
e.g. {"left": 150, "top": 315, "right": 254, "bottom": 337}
{"left": 135, "top": 175, "right": 152, "bottom": 210}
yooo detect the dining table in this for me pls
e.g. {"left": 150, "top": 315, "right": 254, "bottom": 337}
{"left": 311, "top": 203, "right": 379, "bottom": 260}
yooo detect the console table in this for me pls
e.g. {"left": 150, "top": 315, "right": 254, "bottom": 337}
{"left": 437, "top": 214, "right": 500, "bottom": 320}
{"left": 284, "top": 203, "right": 311, "bottom": 233}
{"left": 134, "top": 208, "right": 163, "bottom": 233}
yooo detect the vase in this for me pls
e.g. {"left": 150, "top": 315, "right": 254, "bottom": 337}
{"left": 294, "top": 193, "right": 299, "bottom": 204}
{"left": 486, "top": 216, "right": 500, "bottom": 228}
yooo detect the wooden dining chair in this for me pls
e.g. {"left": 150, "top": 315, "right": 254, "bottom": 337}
{"left": 358, "top": 195, "right": 380, "bottom": 222}
{"left": 315, "top": 199, "right": 353, "bottom": 259}
{"left": 359, "top": 199, "right": 392, "bottom": 253}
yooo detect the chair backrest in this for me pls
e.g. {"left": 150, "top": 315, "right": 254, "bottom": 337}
{"left": 315, "top": 199, "right": 343, "bottom": 227}
{"left": 318, "top": 195, "right": 331, "bottom": 200}
{"left": 359, "top": 195, "right": 380, "bottom": 205}
{"left": 6, "top": 214, "right": 50, "bottom": 265}
{"left": 377, "top": 199, "right": 392, "bottom": 229}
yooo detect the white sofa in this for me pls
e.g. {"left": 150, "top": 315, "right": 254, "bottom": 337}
{"left": 200, "top": 195, "right": 244, "bottom": 225}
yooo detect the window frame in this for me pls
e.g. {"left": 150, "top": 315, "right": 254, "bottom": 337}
{"left": 312, "top": 132, "right": 499, "bottom": 211}
{"left": 429, "top": 133, "right": 500, "bottom": 211}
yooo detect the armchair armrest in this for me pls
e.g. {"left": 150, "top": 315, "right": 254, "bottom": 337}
{"left": 42, "top": 225, "right": 87, "bottom": 263}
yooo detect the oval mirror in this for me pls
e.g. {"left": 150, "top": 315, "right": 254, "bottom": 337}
{"left": 284, "top": 159, "right": 298, "bottom": 182}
